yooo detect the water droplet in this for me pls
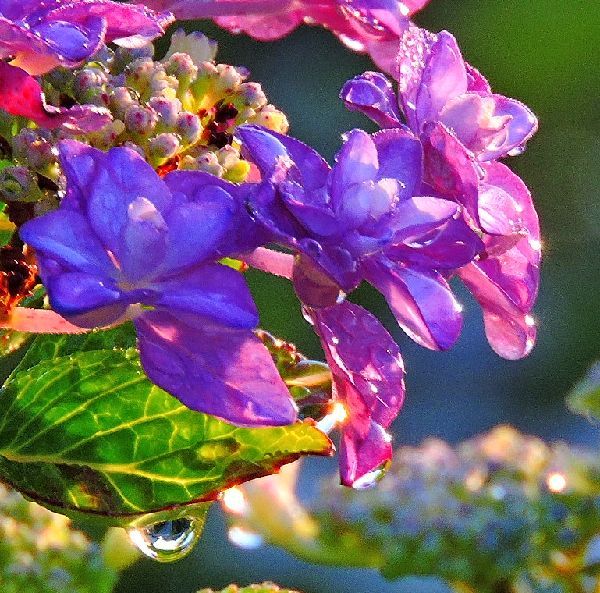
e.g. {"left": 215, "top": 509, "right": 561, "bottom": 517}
{"left": 507, "top": 145, "right": 525, "bottom": 157}
{"left": 128, "top": 518, "right": 200, "bottom": 563}
{"left": 228, "top": 526, "right": 264, "bottom": 549}
{"left": 351, "top": 461, "right": 390, "bottom": 489}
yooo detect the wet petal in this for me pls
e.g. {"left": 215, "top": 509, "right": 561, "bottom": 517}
{"left": 340, "top": 72, "right": 402, "bottom": 129}
{"left": 364, "top": 256, "right": 463, "bottom": 350}
{"left": 339, "top": 421, "right": 392, "bottom": 488}
{"left": 331, "top": 129, "right": 379, "bottom": 193}
{"left": 136, "top": 310, "right": 298, "bottom": 427}
{"left": 459, "top": 263, "right": 536, "bottom": 360}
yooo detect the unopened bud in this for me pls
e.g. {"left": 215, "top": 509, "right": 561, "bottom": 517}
{"left": 73, "top": 67, "right": 108, "bottom": 105}
{"left": 251, "top": 106, "right": 289, "bottom": 133}
{"left": 238, "top": 83, "right": 267, "bottom": 109}
{"left": 124, "top": 105, "right": 158, "bottom": 137}
{"left": 148, "top": 133, "right": 180, "bottom": 164}
{"left": 164, "top": 29, "right": 218, "bottom": 66}
{"left": 109, "top": 87, "right": 137, "bottom": 119}
{"left": 164, "top": 52, "right": 198, "bottom": 87}
{"left": 148, "top": 96, "right": 182, "bottom": 128}
{"left": 175, "top": 112, "right": 202, "bottom": 145}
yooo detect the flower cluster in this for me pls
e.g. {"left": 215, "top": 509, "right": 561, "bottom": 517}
{"left": 0, "top": 0, "right": 540, "bottom": 488}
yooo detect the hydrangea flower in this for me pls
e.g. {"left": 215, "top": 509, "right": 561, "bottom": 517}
{"left": 0, "top": 0, "right": 173, "bottom": 75}
{"left": 0, "top": 62, "right": 110, "bottom": 132}
{"left": 20, "top": 140, "right": 297, "bottom": 427}
{"left": 237, "top": 124, "right": 482, "bottom": 483}
{"left": 136, "top": 0, "right": 430, "bottom": 72}
{"left": 341, "top": 27, "right": 541, "bottom": 359}
{"left": 237, "top": 124, "right": 481, "bottom": 350}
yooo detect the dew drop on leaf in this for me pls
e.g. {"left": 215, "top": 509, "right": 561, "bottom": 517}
{"left": 128, "top": 518, "right": 200, "bottom": 563}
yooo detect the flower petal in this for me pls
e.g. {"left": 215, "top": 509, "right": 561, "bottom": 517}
{"left": 340, "top": 71, "right": 402, "bottom": 129}
{"left": 154, "top": 263, "right": 259, "bottom": 329}
{"left": 459, "top": 262, "right": 536, "bottom": 360}
{"left": 135, "top": 310, "right": 298, "bottom": 427}
{"left": 364, "top": 256, "right": 463, "bottom": 350}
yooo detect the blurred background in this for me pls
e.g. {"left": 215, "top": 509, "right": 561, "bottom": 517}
{"left": 115, "top": 1, "right": 600, "bottom": 591}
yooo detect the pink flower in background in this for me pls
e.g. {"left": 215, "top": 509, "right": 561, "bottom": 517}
{"left": 0, "top": 0, "right": 173, "bottom": 75}
{"left": 135, "top": 0, "right": 430, "bottom": 72}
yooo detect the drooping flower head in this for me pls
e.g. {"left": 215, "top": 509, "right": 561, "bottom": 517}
{"left": 0, "top": 0, "right": 173, "bottom": 75}
{"left": 20, "top": 140, "right": 297, "bottom": 427}
{"left": 341, "top": 27, "right": 541, "bottom": 359}
{"left": 135, "top": 0, "right": 430, "bottom": 73}
{"left": 237, "top": 124, "right": 483, "bottom": 484}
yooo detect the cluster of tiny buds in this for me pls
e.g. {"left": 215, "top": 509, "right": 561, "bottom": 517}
{"left": 1, "top": 31, "right": 289, "bottom": 205}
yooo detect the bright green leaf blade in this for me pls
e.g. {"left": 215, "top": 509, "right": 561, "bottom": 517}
{"left": 15, "top": 322, "right": 137, "bottom": 376}
{"left": 567, "top": 361, "right": 600, "bottom": 421}
{"left": 0, "top": 347, "right": 332, "bottom": 526}
{"left": 197, "top": 584, "right": 304, "bottom": 593}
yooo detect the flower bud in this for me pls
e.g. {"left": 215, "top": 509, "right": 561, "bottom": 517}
{"left": 238, "top": 83, "right": 267, "bottom": 109}
{"left": 175, "top": 112, "right": 202, "bottom": 145}
{"left": 148, "top": 96, "right": 182, "bottom": 129}
{"left": 73, "top": 67, "right": 108, "bottom": 105}
{"left": 164, "top": 29, "right": 218, "bottom": 66}
{"left": 215, "top": 64, "right": 244, "bottom": 93}
{"left": 124, "top": 105, "right": 158, "bottom": 137}
{"left": 164, "top": 52, "right": 198, "bottom": 87}
{"left": 251, "top": 106, "right": 289, "bottom": 134}
{"left": 147, "top": 133, "right": 180, "bottom": 165}
{"left": 109, "top": 87, "right": 137, "bottom": 119}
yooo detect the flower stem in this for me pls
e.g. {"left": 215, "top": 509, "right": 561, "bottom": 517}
{"left": 243, "top": 247, "right": 294, "bottom": 280}
{"left": 0, "top": 308, "right": 91, "bottom": 334}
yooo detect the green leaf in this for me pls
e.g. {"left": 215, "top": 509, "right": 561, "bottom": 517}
{"left": 567, "top": 361, "right": 600, "bottom": 421}
{"left": 0, "top": 344, "right": 332, "bottom": 527}
{"left": 0, "top": 200, "right": 15, "bottom": 247}
{"left": 196, "top": 584, "right": 304, "bottom": 593}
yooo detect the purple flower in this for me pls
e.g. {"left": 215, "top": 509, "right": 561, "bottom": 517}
{"left": 340, "top": 27, "right": 541, "bottom": 359}
{"left": 238, "top": 124, "right": 481, "bottom": 350}
{"left": 237, "top": 124, "right": 483, "bottom": 483}
{"left": 0, "top": 0, "right": 173, "bottom": 75}
{"left": 342, "top": 27, "right": 538, "bottom": 162}
{"left": 0, "top": 62, "right": 110, "bottom": 132}
{"left": 135, "top": 0, "right": 430, "bottom": 73}
{"left": 20, "top": 140, "right": 297, "bottom": 427}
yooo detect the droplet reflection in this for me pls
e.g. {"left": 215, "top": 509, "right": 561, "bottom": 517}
{"left": 128, "top": 518, "right": 200, "bottom": 563}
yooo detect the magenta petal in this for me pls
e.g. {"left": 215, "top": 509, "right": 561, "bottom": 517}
{"left": 459, "top": 263, "right": 536, "bottom": 360}
{"left": 44, "top": 1, "right": 174, "bottom": 47}
{"left": 340, "top": 72, "right": 402, "bottom": 129}
{"left": 386, "top": 215, "right": 483, "bottom": 270}
{"left": 478, "top": 95, "right": 538, "bottom": 161}
{"left": 416, "top": 30, "right": 467, "bottom": 125}
{"left": 422, "top": 122, "right": 480, "bottom": 225}
{"left": 364, "top": 256, "right": 463, "bottom": 350}
{"left": 311, "top": 301, "right": 405, "bottom": 429}
{"left": 135, "top": 310, "right": 298, "bottom": 427}
{"left": 339, "top": 421, "right": 392, "bottom": 488}
{"left": 478, "top": 162, "right": 540, "bottom": 310}
{"left": 0, "top": 63, "right": 110, "bottom": 131}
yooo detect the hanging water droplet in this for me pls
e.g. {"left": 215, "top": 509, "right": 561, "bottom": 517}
{"left": 507, "top": 145, "right": 525, "bottom": 156}
{"left": 128, "top": 518, "right": 200, "bottom": 563}
{"left": 228, "top": 525, "right": 264, "bottom": 549}
{"left": 351, "top": 461, "right": 390, "bottom": 489}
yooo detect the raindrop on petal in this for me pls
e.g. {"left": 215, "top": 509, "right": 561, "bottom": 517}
{"left": 128, "top": 518, "right": 200, "bottom": 563}
{"left": 351, "top": 461, "right": 390, "bottom": 490}
{"left": 507, "top": 145, "right": 525, "bottom": 157}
